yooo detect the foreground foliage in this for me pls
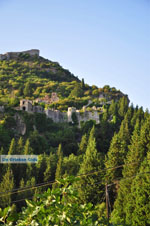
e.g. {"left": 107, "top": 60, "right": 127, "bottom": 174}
{"left": 0, "top": 177, "right": 128, "bottom": 226}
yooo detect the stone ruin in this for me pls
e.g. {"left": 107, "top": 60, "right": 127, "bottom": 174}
{"left": 20, "top": 99, "right": 100, "bottom": 127}
{"left": 0, "top": 106, "right": 4, "bottom": 112}
{"left": 20, "top": 99, "right": 43, "bottom": 113}
{"left": 35, "top": 93, "right": 59, "bottom": 105}
{"left": 0, "top": 49, "right": 40, "bottom": 60}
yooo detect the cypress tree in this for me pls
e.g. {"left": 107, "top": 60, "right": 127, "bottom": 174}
{"left": 78, "top": 133, "right": 87, "bottom": 155}
{"left": 16, "top": 137, "right": 23, "bottom": 154}
{"left": 118, "top": 96, "right": 129, "bottom": 118}
{"left": 53, "top": 144, "right": 63, "bottom": 189}
{"left": 24, "top": 139, "right": 32, "bottom": 155}
{"left": 44, "top": 157, "right": 52, "bottom": 182}
{"left": 8, "top": 138, "right": 16, "bottom": 155}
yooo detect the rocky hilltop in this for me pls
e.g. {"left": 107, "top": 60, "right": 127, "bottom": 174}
{"left": 0, "top": 49, "right": 39, "bottom": 60}
{"left": 0, "top": 49, "right": 128, "bottom": 124}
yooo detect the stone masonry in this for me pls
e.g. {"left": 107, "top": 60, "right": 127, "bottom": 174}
{"left": 0, "top": 49, "right": 40, "bottom": 60}
{"left": 20, "top": 100, "right": 100, "bottom": 126}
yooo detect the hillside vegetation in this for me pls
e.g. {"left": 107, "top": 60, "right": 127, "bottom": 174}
{"left": 0, "top": 53, "right": 149, "bottom": 225}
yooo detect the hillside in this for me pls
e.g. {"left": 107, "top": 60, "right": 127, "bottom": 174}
{"left": 0, "top": 50, "right": 126, "bottom": 111}
{"left": 1, "top": 50, "right": 149, "bottom": 225}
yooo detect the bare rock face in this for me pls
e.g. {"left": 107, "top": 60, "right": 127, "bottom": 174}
{"left": 0, "top": 106, "right": 4, "bottom": 112}
{"left": 14, "top": 113, "right": 26, "bottom": 135}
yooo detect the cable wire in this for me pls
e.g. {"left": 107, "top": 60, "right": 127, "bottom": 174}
{"left": 0, "top": 158, "right": 145, "bottom": 196}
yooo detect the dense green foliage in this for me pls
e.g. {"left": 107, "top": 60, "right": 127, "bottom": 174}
{"left": 0, "top": 54, "right": 149, "bottom": 224}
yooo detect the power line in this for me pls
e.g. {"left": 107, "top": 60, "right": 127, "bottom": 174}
{"left": 0, "top": 158, "right": 148, "bottom": 198}
{"left": 107, "top": 171, "right": 150, "bottom": 187}
{"left": 11, "top": 182, "right": 106, "bottom": 204}
{"left": 2, "top": 171, "right": 150, "bottom": 205}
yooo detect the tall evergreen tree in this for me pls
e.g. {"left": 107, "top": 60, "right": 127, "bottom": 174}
{"left": 36, "top": 154, "right": 47, "bottom": 183}
{"left": 8, "top": 138, "right": 16, "bottom": 155}
{"left": 23, "top": 82, "right": 32, "bottom": 97}
{"left": 16, "top": 137, "right": 23, "bottom": 154}
{"left": 118, "top": 96, "right": 129, "bottom": 118}
{"left": 53, "top": 144, "right": 63, "bottom": 189}
{"left": 44, "top": 157, "right": 52, "bottom": 182}
{"left": 78, "top": 133, "right": 87, "bottom": 155}
{"left": 0, "top": 167, "right": 14, "bottom": 208}
{"left": 24, "top": 139, "right": 32, "bottom": 155}
{"left": 78, "top": 126, "right": 104, "bottom": 204}
{"left": 111, "top": 115, "right": 150, "bottom": 224}
{"left": 125, "top": 151, "right": 150, "bottom": 226}
{"left": 44, "top": 152, "right": 57, "bottom": 182}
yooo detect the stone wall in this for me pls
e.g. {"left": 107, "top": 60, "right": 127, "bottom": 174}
{"left": 0, "top": 49, "right": 40, "bottom": 60}
{"left": 45, "top": 109, "right": 65, "bottom": 123}
{"left": 0, "top": 106, "right": 4, "bottom": 112}
{"left": 20, "top": 100, "right": 100, "bottom": 126}
{"left": 67, "top": 107, "right": 100, "bottom": 127}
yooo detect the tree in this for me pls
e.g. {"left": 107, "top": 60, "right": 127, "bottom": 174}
{"left": 118, "top": 96, "right": 129, "bottom": 118}
{"left": 63, "top": 154, "right": 80, "bottom": 176}
{"left": 71, "top": 112, "right": 78, "bottom": 125}
{"left": 23, "top": 82, "right": 32, "bottom": 97}
{"left": 78, "top": 133, "right": 87, "bottom": 155}
{"left": 0, "top": 168, "right": 14, "bottom": 208}
{"left": 44, "top": 152, "right": 57, "bottom": 182}
{"left": 81, "top": 78, "right": 85, "bottom": 89}
{"left": 4, "top": 177, "right": 124, "bottom": 226}
{"left": 78, "top": 126, "right": 104, "bottom": 204}
{"left": 24, "top": 139, "right": 32, "bottom": 155}
{"left": 70, "top": 83, "right": 83, "bottom": 98}
{"left": 111, "top": 115, "right": 150, "bottom": 224}
{"left": 125, "top": 151, "right": 150, "bottom": 226}
{"left": 16, "top": 137, "right": 23, "bottom": 154}
{"left": 8, "top": 138, "right": 16, "bottom": 155}
{"left": 53, "top": 144, "right": 63, "bottom": 189}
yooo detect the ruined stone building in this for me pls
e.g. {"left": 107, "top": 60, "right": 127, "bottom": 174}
{"left": 35, "top": 93, "right": 59, "bottom": 105}
{"left": 20, "top": 99, "right": 100, "bottom": 127}
{"left": 20, "top": 99, "right": 43, "bottom": 113}
{"left": 0, "top": 49, "right": 40, "bottom": 60}
{"left": 20, "top": 99, "right": 33, "bottom": 112}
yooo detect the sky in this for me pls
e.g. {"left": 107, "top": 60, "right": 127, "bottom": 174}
{"left": 0, "top": 0, "right": 150, "bottom": 109}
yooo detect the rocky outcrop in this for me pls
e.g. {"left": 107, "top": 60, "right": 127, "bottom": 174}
{"left": 14, "top": 114, "right": 26, "bottom": 135}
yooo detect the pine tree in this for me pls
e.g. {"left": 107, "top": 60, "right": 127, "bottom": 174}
{"left": 8, "top": 138, "right": 16, "bottom": 155}
{"left": 78, "top": 134, "right": 87, "bottom": 155}
{"left": 105, "top": 114, "right": 131, "bottom": 183}
{"left": 118, "top": 96, "right": 129, "bottom": 118}
{"left": 113, "top": 120, "right": 141, "bottom": 222}
{"left": 24, "top": 139, "right": 32, "bottom": 155}
{"left": 36, "top": 154, "right": 47, "bottom": 183}
{"left": 16, "top": 137, "right": 23, "bottom": 154}
{"left": 81, "top": 78, "right": 85, "bottom": 89}
{"left": 44, "top": 152, "right": 57, "bottom": 182}
{"left": 44, "top": 158, "right": 52, "bottom": 182}
{"left": 125, "top": 151, "right": 150, "bottom": 226}
{"left": 0, "top": 167, "right": 14, "bottom": 208}
{"left": 111, "top": 115, "right": 150, "bottom": 224}
{"left": 53, "top": 144, "right": 63, "bottom": 189}
{"left": 78, "top": 126, "right": 104, "bottom": 204}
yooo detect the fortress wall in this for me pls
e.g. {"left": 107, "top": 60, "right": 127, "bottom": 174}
{"left": 0, "top": 49, "right": 40, "bottom": 60}
{"left": 23, "top": 49, "right": 40, "bottom": 56}
{"left": 45, "top": 109, "right": 65, "bottom": 123}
